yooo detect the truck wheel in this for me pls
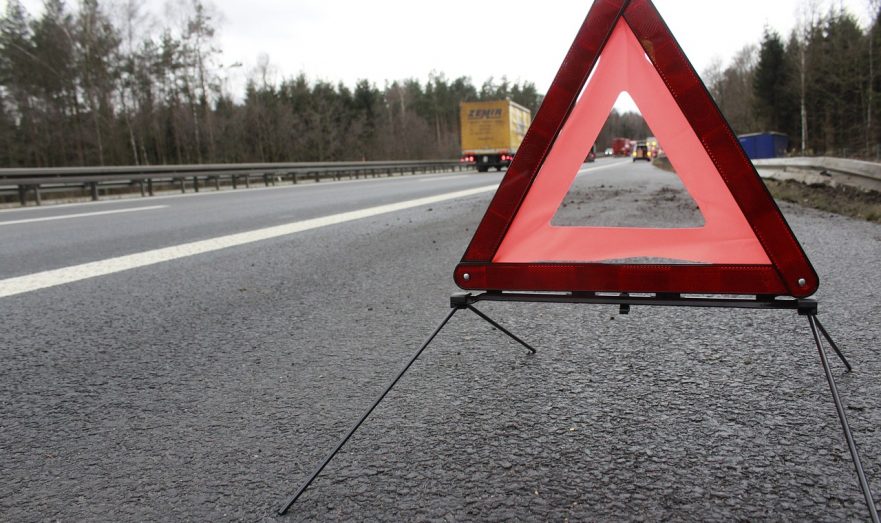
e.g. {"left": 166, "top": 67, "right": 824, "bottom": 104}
{"left": 478, "top": 166, "right": 488, "bottom": 173}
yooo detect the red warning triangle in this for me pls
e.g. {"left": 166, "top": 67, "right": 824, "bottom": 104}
{"left": 455, "top": 0, "right": 818, "bottom": 298}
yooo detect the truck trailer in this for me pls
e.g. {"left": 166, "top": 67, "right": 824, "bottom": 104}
{"left": 738, "top": 132, "right": 789, "bottom": 160}
{"left": 460, "top": 100, "right": 532, "bottom": 172}
{"left": 611, "top": 137, "right": 632, "bottom": 157}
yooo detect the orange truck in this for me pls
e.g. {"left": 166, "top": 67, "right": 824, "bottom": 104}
{"left": 459, "top": 100, "right": 532, "bottom": 172}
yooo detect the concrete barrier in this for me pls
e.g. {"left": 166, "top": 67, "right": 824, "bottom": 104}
{"left": 753, "top": 157, "right": 881, "bottom": 193}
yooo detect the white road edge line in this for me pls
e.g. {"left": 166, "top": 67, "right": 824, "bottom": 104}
{"left": 0, "top": 205, "right": 168, "bottom": 226}
{"left": 577, "top": 159, "right": 632, "bottom": 176}
{"left": 0, "top": 185, "right": 498, "bottom": 299}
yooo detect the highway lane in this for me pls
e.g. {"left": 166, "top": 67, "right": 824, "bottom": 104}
{"left": 1, "top": 158, "right": 879, "bottom": 521}
{"left": 0, "top": 158, "right": 632, "bottom": 285}
{"left": 0, "top": 168, "right": 504, "bottom": 280}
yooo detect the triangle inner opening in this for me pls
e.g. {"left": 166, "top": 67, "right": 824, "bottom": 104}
{"left": 551, "top": 103, "right": 705, "bottom": 229}
{"left": 492, "top": 19, "right": 769, "bottom": 266}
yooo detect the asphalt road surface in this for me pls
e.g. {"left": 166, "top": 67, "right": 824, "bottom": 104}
{"left": 1, "top": 158, "right": 879, "bottom": 521}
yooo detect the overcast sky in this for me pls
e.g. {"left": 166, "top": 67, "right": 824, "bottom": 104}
{"left": 12, "top": 0, "right": 876, "bottom": 106}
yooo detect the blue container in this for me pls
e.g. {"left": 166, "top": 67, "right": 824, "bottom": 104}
{"left": 738, "top": 132, "right": 789, "bottom": 160}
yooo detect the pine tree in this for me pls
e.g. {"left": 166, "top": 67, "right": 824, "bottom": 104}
{"left": 754, "top": 28, "right": 796, "bottom": 133}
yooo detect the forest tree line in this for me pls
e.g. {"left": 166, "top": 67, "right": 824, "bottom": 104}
{"left": 0, "top": 0, "right": 546, "bottom": 167}
{"left": 1, "top": 0, "right": 880, "bottom": 168}
{"left": 705, "top": 2, "right": 881, "bottom": 157}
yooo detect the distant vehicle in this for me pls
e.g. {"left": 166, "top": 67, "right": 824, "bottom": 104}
{"left": 604, "top": 147, "right": 614, "bottom": 156}
{"left": 738, "top": 132, "right": 789, "bottom": 160}
{"left": 611, "top": 137, "right": 631, "bottom": 157}
{"left": 460, "top": 99, "right": 532, "bottom": 172}
{"left": 585, "top": 144, "right": 597, "bottom": 162}
{"left": 646, "top": 136, "right": 661, "bottom": 158}
{"left": 632, "top": 141, "right": 651, "bottom": 162}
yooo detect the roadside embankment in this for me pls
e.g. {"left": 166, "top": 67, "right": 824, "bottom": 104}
{"left": 652, "top": 155, "right": 881, "bottom": 223}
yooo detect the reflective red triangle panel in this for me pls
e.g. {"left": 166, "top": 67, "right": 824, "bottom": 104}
{"left": 455, "top": 0, "right": 818, "bottom": 298}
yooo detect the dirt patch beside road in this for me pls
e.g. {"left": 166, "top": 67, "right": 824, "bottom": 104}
{"left": 763, "top": 179, "right": 881, "bottom": 223}
{"left": 651, "top": 156, "right": 881, "bottom": 223}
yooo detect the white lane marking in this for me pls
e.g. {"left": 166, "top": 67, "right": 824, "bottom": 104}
{"left": 577, "top": 159, "right": 631, "bottom": 176}
{"left": 0, "top": 185, "right": 498, "bottom": 298}
{"left": 0, "top": 205, "right": 167, "bottom": 227}
{"left": 417, "top": 174, "right": 485, "bottom": 182}
{"left": 416, "top": 159, "right": 628, "bottom": 182}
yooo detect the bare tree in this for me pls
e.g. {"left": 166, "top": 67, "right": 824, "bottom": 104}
{"left": 703, "top": 46, "right": 759, "bottom": 134}
{"left": 795, "top": 0, "right": 823, "bottom": 154}
{"left": 111, "top": 0, "right": 152, "bottom": 164}
{"left": 867, "top": 0, "right": 880, "bottom": 156}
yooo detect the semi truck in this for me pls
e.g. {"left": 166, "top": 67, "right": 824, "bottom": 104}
{"left": 460, "top": 100, "right": 532, "bottom": 172}
{"left": 611, "top": 137, "right": 632, "bottom": 157}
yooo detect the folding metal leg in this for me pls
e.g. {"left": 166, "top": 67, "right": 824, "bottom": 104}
{"left": 277, "top": 291, "right": 876, "bottom": 520}
{"left": 466, "top": 305, "right": 537, "bottom": 354}
{"left": 813, "top": 317, "right": 853, "bottom": 372}
{"left": 277, "top": 307, "right": 459, "bottom": 515}
{"left": 808, "top": 315, "right": 879, "bottom": 522}
{"left": 277, "top": 297, "right": 538, "bottom": 515}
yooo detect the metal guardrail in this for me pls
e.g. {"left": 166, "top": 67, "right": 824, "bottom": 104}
{"left": 0, "top": 160, "right": 469, "bottom": 206}
{"left": 753, "top": 157, "right": 881, "bottom": 193}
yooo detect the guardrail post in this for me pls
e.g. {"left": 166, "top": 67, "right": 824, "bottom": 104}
{"left": 89, "top": 182, "right": 99, "bottom": 201}
{"left": 245, "top": 174, "right": 250, "bottom": 188}
{"left": 139, "top": 180, "right": 146, "bottom": 197}
{"left": 315, "top": 172, "right": 320, "bottom": 183}
{"left": 291, "top": 173, "right": 297, "bottom": 184}
{"left": 232, "top": 175, "right": 238, "bottom": 189}
{"left": 18, "top": 185, "right": 27, "bottom": 206}
{"left": 34, "top": 185, "right": 41, "bottom": 205}
{"left": 179, "top": 178, "right": 186, "bottom": 193}
{"left": 147, "top": 178, "right": 154, "bottom": 196}
{"left": 214, "top": 176, "right": 220, "bottom": 191}
{"left": 193, "top": 176, "right": 200, "bottom": 193}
